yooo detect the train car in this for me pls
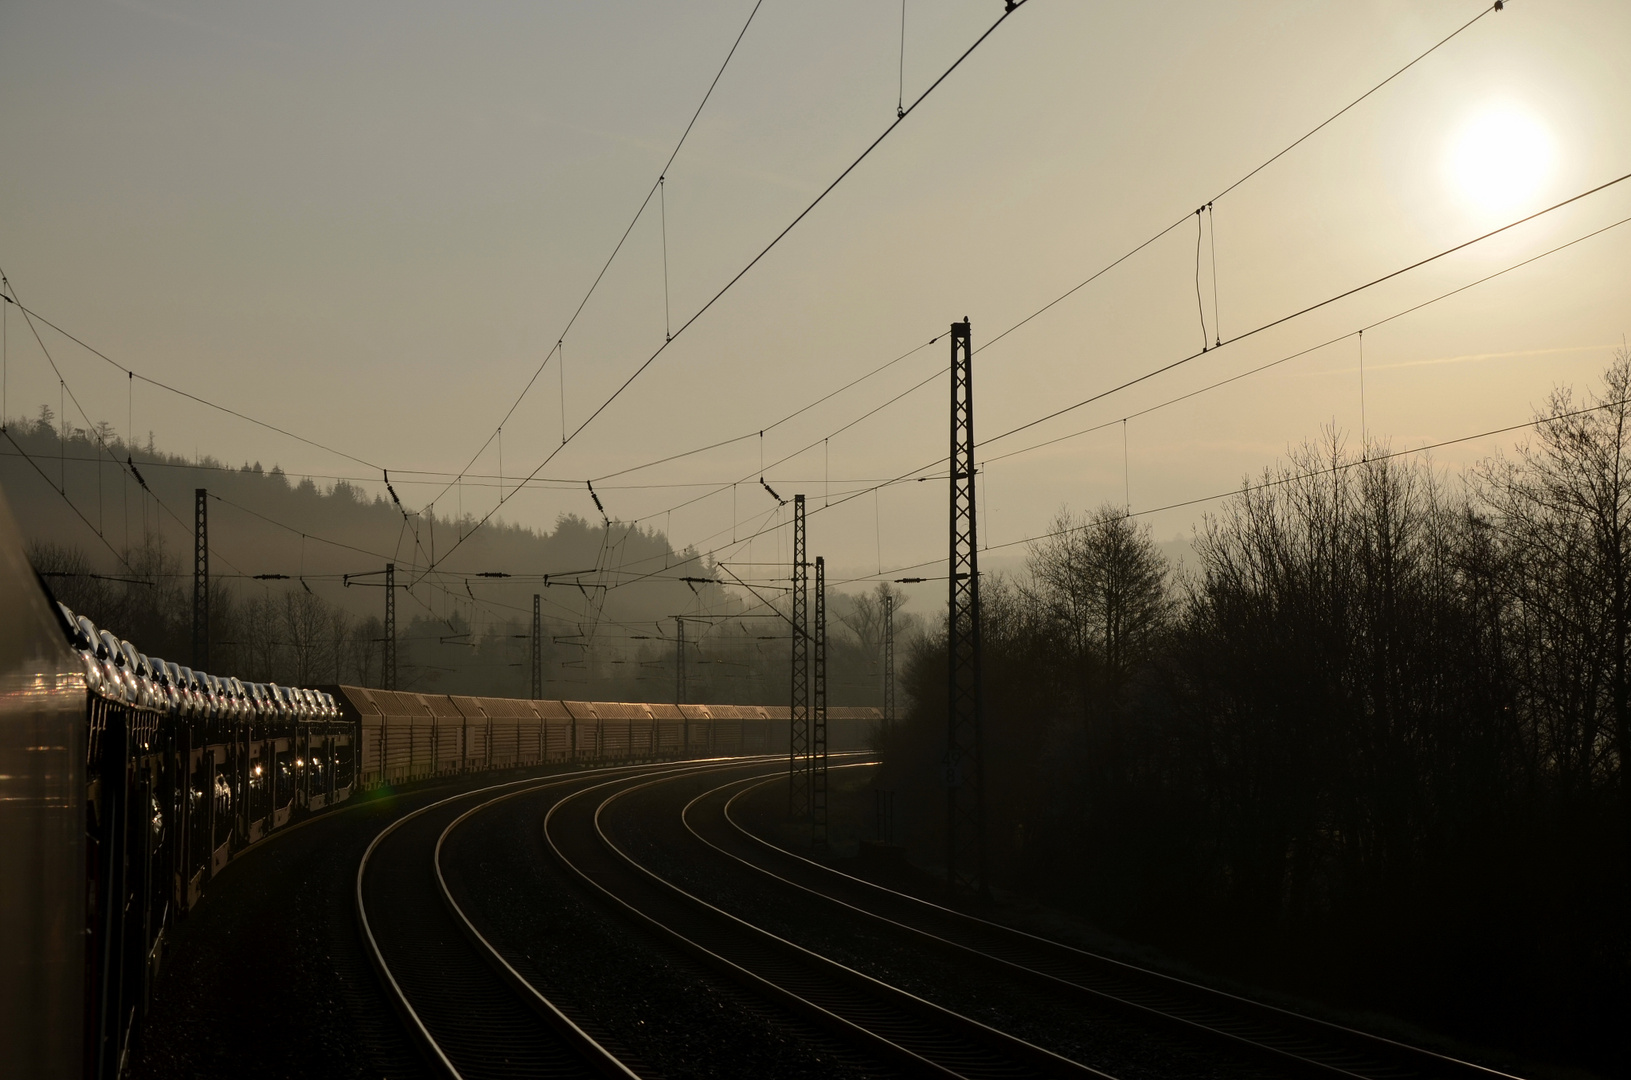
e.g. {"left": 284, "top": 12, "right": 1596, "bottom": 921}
{"left": 2, "top": 522, "right": 88, "bottom": 1078}
{"left": 738, "top": 704, "right": 773, "bottom": 753}
{"left": 485, "top": 694, "right": 525, "bottom": 768}
{"left": 337, "top": 685, "right": 388, "bottom": 788}
{"left": 831, "top": 706, "right": 883, "bottom": 751}
{"left": 485, "top": 696, "right": 545, "bottom": 768}
{"left": 448, "top": 694, "right": 487, "bottom": 770}
{"left": 709, "top": 704, "right": 747, "bottom": 755}
{"left": 300, "top": 692, "right": 352, "bottom": 812}
{"left": 243, "top": 687, "right": 278, "bottom": 842}
{"left": 592, "top": 701, "right": 651, "bottom": 760}
{"left": 675, "top": 704, "right": 709, "bottom": 756}
{"left": 649, "top": 703, "right": 684, "bottom": 756}
{"left": 425, "top": 694, "right": 467, "bottom": 777}
{"left": 563, "top": 701, "right": 601, "bottom": 759}
{"left": 529, "top": 698, "right": 572, "bottom": 762}
{"left": 378, "top": 691, "right": 437, "bottom": 783}
{"left": 182, "top": 675, "right": 236, "bottom": 900}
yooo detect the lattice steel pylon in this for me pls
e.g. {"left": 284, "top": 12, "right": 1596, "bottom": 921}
{"left": 193, "top": 488, "right": 209, "bottom": 670}
{"left": 788, "top": 494, "right": 810, "bottom": 818}
{"left": 812, "top": 555, "right": 829, "bottom": 849}
{"left": 532, "top": 594, "right": 543, "bottom": 698}
{"left": 883, "top": 592, "right": 896, "bottom": 734}
{"left": 946, "top": 318, "right": 986, "bottom": 897}
{"left": 383, "top": 562, "right": 397, "bottom": 691}
{"left": 675, "top": 616, "right": 686, "bottom": 705}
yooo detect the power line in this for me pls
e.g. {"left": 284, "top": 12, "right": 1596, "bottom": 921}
{"left": 974, "top": 1, "right": 1511, "bottom": 361}
{"left": 830, "top": 392, "right": 1631, "bottom": 589}
{"left": 422, "top": 0, "right": 1034, "bottom": 579}
{"left": 613, "top": 362, "right": 947, "bottom": 533}
{"left": 982, "top": 167, "right": 1631, "bottom": 451}
{"left": 565, "top": 1, "right": 1519, "bottom": 556}
{"left": 590, "top": 332, "right": 945, "bottom": 483}
{"left": 1, "top": 298, "right": 383, "bottom": 470}
{"left": 2, "top": 427, "right": 138, "bottom": 575}
{"left": 1, "top": 267, "right": 256, "bottom": 583}
{"left": 604, "top": 183, "right": 1631, "bottom": 588}
{"left": 424, "top": 0, "right": 769, "bottom": 516}
{"left": 979, "top": 210, "right": 1631, "bottom": 467}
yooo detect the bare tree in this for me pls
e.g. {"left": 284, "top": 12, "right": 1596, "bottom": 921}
{"left": 327, "top": 606, "right": 352, "bottom": 684}
{"left": 282, "top": 589, "right": 327, "bottom": 685}
{"left": 1026, "top": 503, "right": 1172, "bottom": 720}
{"left": 1478, "top": 348, "right": 1631, "bottom": 856}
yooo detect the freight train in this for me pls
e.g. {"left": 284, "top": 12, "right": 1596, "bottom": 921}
{"left": 0, "top": 508, "right": 877, "bottom": 1079}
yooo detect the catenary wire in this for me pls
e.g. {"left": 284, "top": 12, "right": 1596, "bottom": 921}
{"left": 421, "top": 1, "right": 1034, "bottom": 582}
{"left": 973, "top": 1, "right": 1511, "bottom": 362}
{"left": 979, "top": 211, "right": 1631, "bottom": 467}
{"left": 981, "top": 168, "right": 1631, "bottom": 450}
{"left": 827, "top": 392, "right": 1631, "bottom": 589}
{"left": 422, "top": 0, "right": 769, "bottom": 516}
{"left": 1, "top": 298, "right": 382, "bottom": 471}
{"left": 570, "top": 0, "right": 1519, "bottom": 543}
{"left": 603, "top": 186, "right": 1631, "bottom": 587}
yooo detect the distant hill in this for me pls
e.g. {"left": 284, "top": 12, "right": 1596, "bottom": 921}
{"left": 2, "top": 413, "right": 907, "bottom": 706}
{"left": 0, "top": 413, "right": 756, "bottom": 699}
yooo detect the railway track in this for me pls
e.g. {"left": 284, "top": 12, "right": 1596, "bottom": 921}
{"left": 357, "top": 764, "right": 669, "bottom": 1080}
{"left": 359, "top": 756, "right": 1529, "bottom": 1079}
{"left": 362, "top": 756, "right": 871, "bottom": 1080}
{"left": 543, "top": 760, "right": 1110, "bottom": 1080}
{"left": 676, "top": 765, "right": 1529, "bottom": 1080}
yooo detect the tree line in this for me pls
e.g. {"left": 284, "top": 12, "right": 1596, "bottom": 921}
{"left": 27, "top": 526, "right": 929, "bottom": 706}
{"left": 31, "top": 535, "right": 389, "bottom": 688}
{"left": 880, "top": 352, "right": 1630, "bottom": 1074}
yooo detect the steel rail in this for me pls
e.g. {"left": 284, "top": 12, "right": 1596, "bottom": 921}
{"left": 543, "top": 765, "right": 958, "bottom": 1077}
{"left": 710, "top": 771, "right": 1528, "bottom": 1080}
{"left": 429, "top": 757, "right": 788, "bottom": 1079}
{"left": 558, "top": 762, "right": 1114, "bottom": 1080}
{"left": 355, "top": 761, "right": 721, "bottom": 1080}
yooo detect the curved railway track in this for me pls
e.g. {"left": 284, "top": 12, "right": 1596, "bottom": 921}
{"left": 357, "top": 756, "right": 1530, "bottom": 1080}
{"left": 357, "top": 764, "right": 668, "bottom": 1080}
{"left": 679, "top": 765, "right": 1528, "bottom": 1080}
{"left": 543, "top": 761, "right": 1108, "bottom": 1080}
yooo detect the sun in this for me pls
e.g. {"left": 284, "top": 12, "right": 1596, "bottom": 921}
{"left": 1447, "top": 106, "right": 1555, "bottom": 213}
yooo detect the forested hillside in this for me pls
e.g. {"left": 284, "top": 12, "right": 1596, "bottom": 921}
{"left": 1, "top": 414, "right": 916, "bottom": 702}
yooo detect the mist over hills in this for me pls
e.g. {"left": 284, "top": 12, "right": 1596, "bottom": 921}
{"left": 3, "top": 411, "right": 916, "bottom": 702}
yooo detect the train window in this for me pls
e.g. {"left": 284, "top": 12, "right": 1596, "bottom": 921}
{"left": 274, "top": 749, "right": 294, "bottom": 810}
{"left": 334, "top": 740, "right": 353, "bottom": 788}
{"left": 248, "top": 748, "right": 269, "bottom": 822}
{"left": 188, "top": 757, "right": 210, "bottom": 869}
{"left": 212, "top": 767, "right": 233, "bottom": 848}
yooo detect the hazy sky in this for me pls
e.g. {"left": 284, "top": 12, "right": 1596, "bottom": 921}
{"left": 4, "top": 0, "right": 1630, "bottom": 609}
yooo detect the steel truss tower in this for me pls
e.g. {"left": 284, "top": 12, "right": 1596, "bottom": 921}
{"left": 675, "top": 616, "right": 686, "bottom": 705}
{"left": 883, "top": 593, "right": 896, "bottom": 733}
{"left": 812, "top": 555, "right": 829, "bottom": 848}
{"left": 788, "top": 494, "right": 810, "bottom": 818}
{"left": 193, "top": 488, "right": 208, "bottom": 670}
{"left": 946, "top": 318, "right": 986, "bottom": 896}
{"left": 532, "top": 594, "right": 543, "bottom": 698}
{"left": 383, "top": 562, "right": 397, "bottom": 691}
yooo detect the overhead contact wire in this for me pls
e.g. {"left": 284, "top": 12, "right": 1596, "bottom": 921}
{"left": 423, "top": 0, "right": 1033, "bottom": 581}
{"left": 424, "top": 0, "right": 768, "bottom": 515}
